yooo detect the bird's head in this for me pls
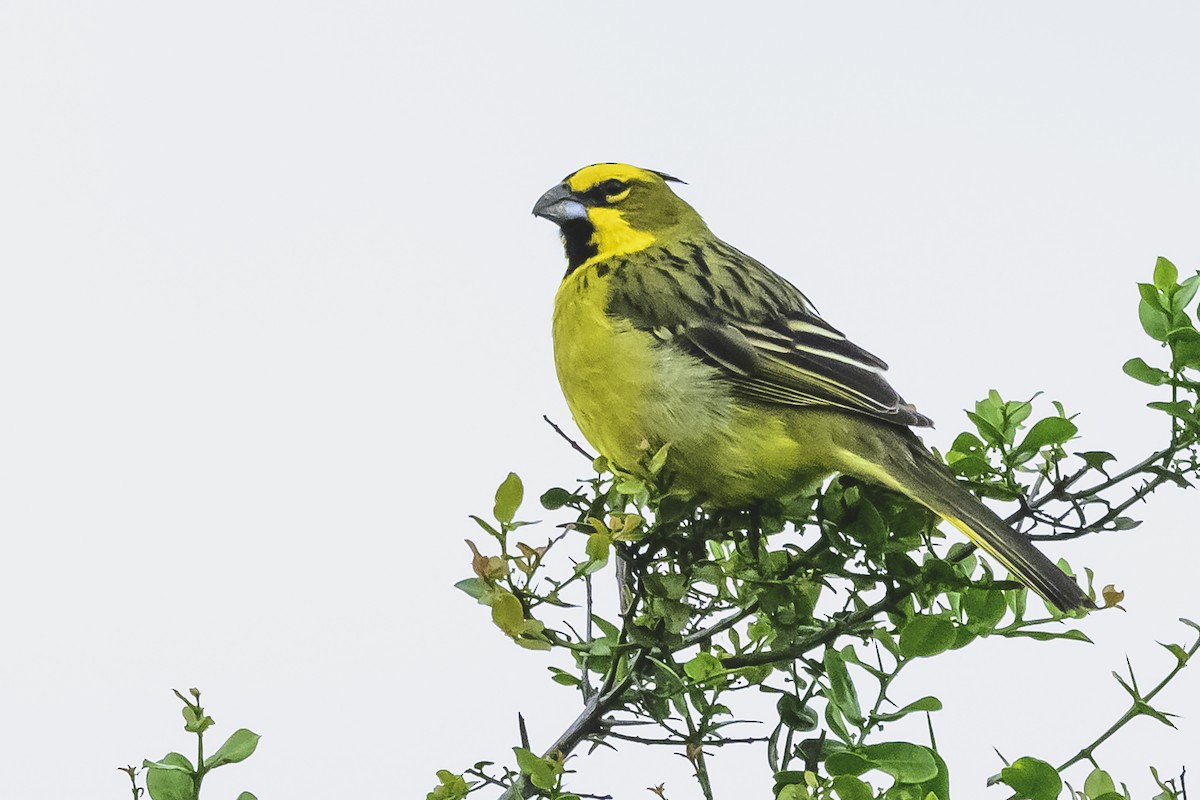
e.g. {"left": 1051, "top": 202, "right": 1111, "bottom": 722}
{"left": 533, "top": 163, "right": 706, "bottom": 273}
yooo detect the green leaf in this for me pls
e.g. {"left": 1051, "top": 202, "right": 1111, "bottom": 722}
{"left": 871, "top": 695, "right": 943, "bottom": 723}
{"left": 490, "top": 591, "right": 526, "bottom": 636}
{"left": 1159, "top": 640, "right": 1190, "bottom": 667}
{"left": 204, "top": 728, "right": 260, "bottom": 769}
{"left": 493, "top": 473, "right": 523, "bottom": 524}
{"left": 469, "top": 515, "right": 501, "bottom": 538}
{"left": 1140, "top": 298, "right": 1171, "bottom": 341}
{"left": 860, "top": 742, "right": 938, "bottom": 784}
{"left": 963, "top": 588, "right": 1008, "bottom": 632}
{"left": 991, "top": 756, "right": 1062, "bottom": 800}
{"left": 1076, "top": 450, "right": 1117, "bottom": 473}
{"left": 539, "top": 487, "right": 572, "bottom": 510}
{"left": 965, "top": 410, "right": 1005, "bottom": 447}
{"left": 1147, "top": 400, "right": 1192, "bottom": 419}
{"left": 1138, "top": 282, "right": 1164, "bottom": 308}
{"left": 778, "top": 785, "right": 813, "bottom": 800}
{"left": 1134, "top": 699, "right": 1178, "bottom": 728}
{"left": 548, "top": 666, "right": 581, "bottom": 687}
{"left": 823, "top": 647, "right": 863, "bottom": 723}
{"left": 684, "top": 652, "right": 725, "bottom": 682}
{"left": 1170, "top": 327, "right": 1200, "bottom": 370}
{"left": 453, "top": 578, "right": 488, "bottom": 601}
{"left": 1083, "top": 767, "right": 1117, "bottom": 799}
{"left": 143, "top": 753, "right": 194, "bottom": 773}
{"left": 832, "top": 775, "right": 874, "bottom": 800}
{"left": 513, "top": 747, "right": 557, "bottom": 792}
{"left": 579, "top": 531, "right": 610, "bottom": 575}
{"left": 236, "top": 794, "right": 258, "bottom": 800}
{"left": 777, "top": 694, "right": 819, "bottom": 731}
{"left": 144, "top": 753, "right": 196, "bottom": 800}
{"left": 181, "top": 705, "right": 214, "bottom": 734}
{"left": 1154, "top": 256, "right": 1179, "bottom": 292}
{"left": 1011, "top": 417, "right": 1077, "bottom": 463}
{"left": 899, "top": 615, "right": 956, "bottom": 658}
{"left": 1173, "top": 272, "right": 1200, "bottom": 312}
{"left": 824, "top": 697, "right": 854, "bottom": 744}
{"left": 1001, "top": 628, "right": 1092, "bottom": 644}
{"left": 1122, "top": 357, "right": 1170, "bottom": 385}
{"left": 826, "top": 750, "right": 872, "bottom": 777}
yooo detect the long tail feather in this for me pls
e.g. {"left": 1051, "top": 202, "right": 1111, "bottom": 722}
{"left": 857, "top": 432, "right": 1094, "bottom": 613}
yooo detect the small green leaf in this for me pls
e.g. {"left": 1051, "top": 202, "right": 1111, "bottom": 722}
{"left": 963, "top": 588, "right": 1007, "bottom": 632}
{"left": 1122, "top": 357, "right": 1170, "bottom": 385}
{"left": 1173, "top": 272, "right": 1200, "bottom": 312}
{"left": 1000, "top": 628, "right": 1092, "bottom": 644}
{"left": 824, "top": 697, "right": 854, "bottom": 743}
{"left": 992, "top": 756, "right": 1062, "bottom": 800}
{"left": 1139, "top": 282, "right": 1165, "bottom": 308}
{"left": 1011, "top": 417, "right": 1077, "bottom": 463}
{"left": 1076, "top": 450, "right": 1117, "bottom": 473}
{"left": 684, "top": 652, "right": 725, "bottom": 682}
{"left": 1134, "top": 700, "right": 1178, "bottom": 728}
{"left": 490, "top": 591, "right": 526, "bottom": 636}
{"left": 144, "top": 753, "right": 196, "bottom": 800}
{"left": 1139, "top": 298, "right": 1171, "bottom": 341}
{"left": 899, "top": 615, "right": 956, "bottom": 658}
{"left": 513, "top": 747, "right": 558, "bottom": 792}
{"left": 453, "top": 578, "right": 489, "bottom": 601}
{"left": 861, "top": 742, "right": 938, "bottom": 784}
{"left": 469, "top": 515, "right": 501, "bottom": 538}
{"left": 548, "top": 666, "right": 581, "bottom": 687}
{"left": 831, "top": 774, "right": 874, "bottom": 800}
{"left": 204, "top": 729, "right": 260, "bottom": 769}
{"left": 143, "top": 753, "right": 194, "bottom": 774}
{"left": 579, "top": 531, "right": 610, "bottom": 575}
{"left": 236, "top": 793, "right": 258, "bottom": 800}
{"left": 823, "top": 647, "right": 863, "bottom": 723}
{"left": 1154, "top": 257, "right": 1179, "bottom": 292}
{"left": 1159, "top": 641, "right": 1190, "bottom": 667}
{"left": 871, "top": 695, "right": 943, "bottom": 723}
{"left": 777, "top": 694, "right": 819, "bottom": 731}
{"left": 965, "top": 410, "right": 1005, "bottom": 447}
{"left": 826, "top": 750, "right": 872, "bottom": 777}
{"left": 1083, "top": 767, "right": 1117, "bottom": 798}
{"left": 1147, "top": 400, "right": 1192, "bottom": 418}
{"left": 539, "top": 487, "right": 573, "bottom": 510}
{"left": 1170, "top": 328, "right": 1200, "bottom": 370}
{"left": 493, "top": 473, "right": 523, "bottom": 524}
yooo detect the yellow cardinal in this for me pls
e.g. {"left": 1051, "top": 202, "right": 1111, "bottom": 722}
{"left": 534, "top": 163, "right": 1091, "bottom": 613}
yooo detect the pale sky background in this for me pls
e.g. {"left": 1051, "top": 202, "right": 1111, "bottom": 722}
{"left": 2, "top": 3, "right": 1198, "bottom": 799}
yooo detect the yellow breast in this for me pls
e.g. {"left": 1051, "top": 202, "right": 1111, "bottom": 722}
{"left": 552, "top": 263, "right": 823, "bottom": 503}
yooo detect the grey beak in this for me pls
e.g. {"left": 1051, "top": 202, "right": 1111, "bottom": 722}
{"left": 532, "top": 183, "right": 588, "bottom": 225}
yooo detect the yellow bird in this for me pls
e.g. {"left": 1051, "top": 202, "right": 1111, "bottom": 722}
{"left": 534, "top": 163, "right": 1092, "bottom": 613}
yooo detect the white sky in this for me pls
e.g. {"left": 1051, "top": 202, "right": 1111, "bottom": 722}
{"left": 2, "top": 3, "right": 1198, "bottom": 798}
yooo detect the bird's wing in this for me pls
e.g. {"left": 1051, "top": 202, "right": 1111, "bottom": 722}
{"left": 608, "top": 240, "right": 933, "bottom": 428}
{"left": 680, "top": 314, "right": 932, "bottom": 427}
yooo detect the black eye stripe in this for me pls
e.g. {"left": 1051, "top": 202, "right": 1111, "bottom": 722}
{"left": 583, "top": 179, "right": 629, "bottom": 204}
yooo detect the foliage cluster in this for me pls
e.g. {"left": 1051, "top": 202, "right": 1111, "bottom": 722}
{"left": 121, "top": 689, "right": 259, "bottom": 800}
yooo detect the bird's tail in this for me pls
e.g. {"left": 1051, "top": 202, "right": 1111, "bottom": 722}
{"left": 849, "top": 432, "right": 1094, "bottom": 614}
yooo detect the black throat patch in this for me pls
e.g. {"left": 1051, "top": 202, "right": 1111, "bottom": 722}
{"left": 560, "top": 218, "right": 598, "bottom": 276}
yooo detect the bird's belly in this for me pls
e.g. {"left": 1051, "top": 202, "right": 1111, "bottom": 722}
{"left": 552, "top": 282, "right": 828, "bottom": 505}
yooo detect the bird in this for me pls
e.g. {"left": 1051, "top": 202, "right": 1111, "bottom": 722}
{"left": 533, "top": 162, "right": 1093, "bottom": 614}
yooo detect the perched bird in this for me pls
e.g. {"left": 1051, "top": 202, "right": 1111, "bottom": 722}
{"left": 534, "top": 163, "right": 1092, "bottom": 613}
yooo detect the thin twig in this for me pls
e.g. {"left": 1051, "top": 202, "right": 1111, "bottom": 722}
{"left": 543, "top": 415, "right": 596, "bottom": 461}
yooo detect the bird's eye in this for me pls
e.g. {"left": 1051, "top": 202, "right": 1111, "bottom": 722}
{"left": 584, "top": 179, "right": 630, "bottom": 205}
